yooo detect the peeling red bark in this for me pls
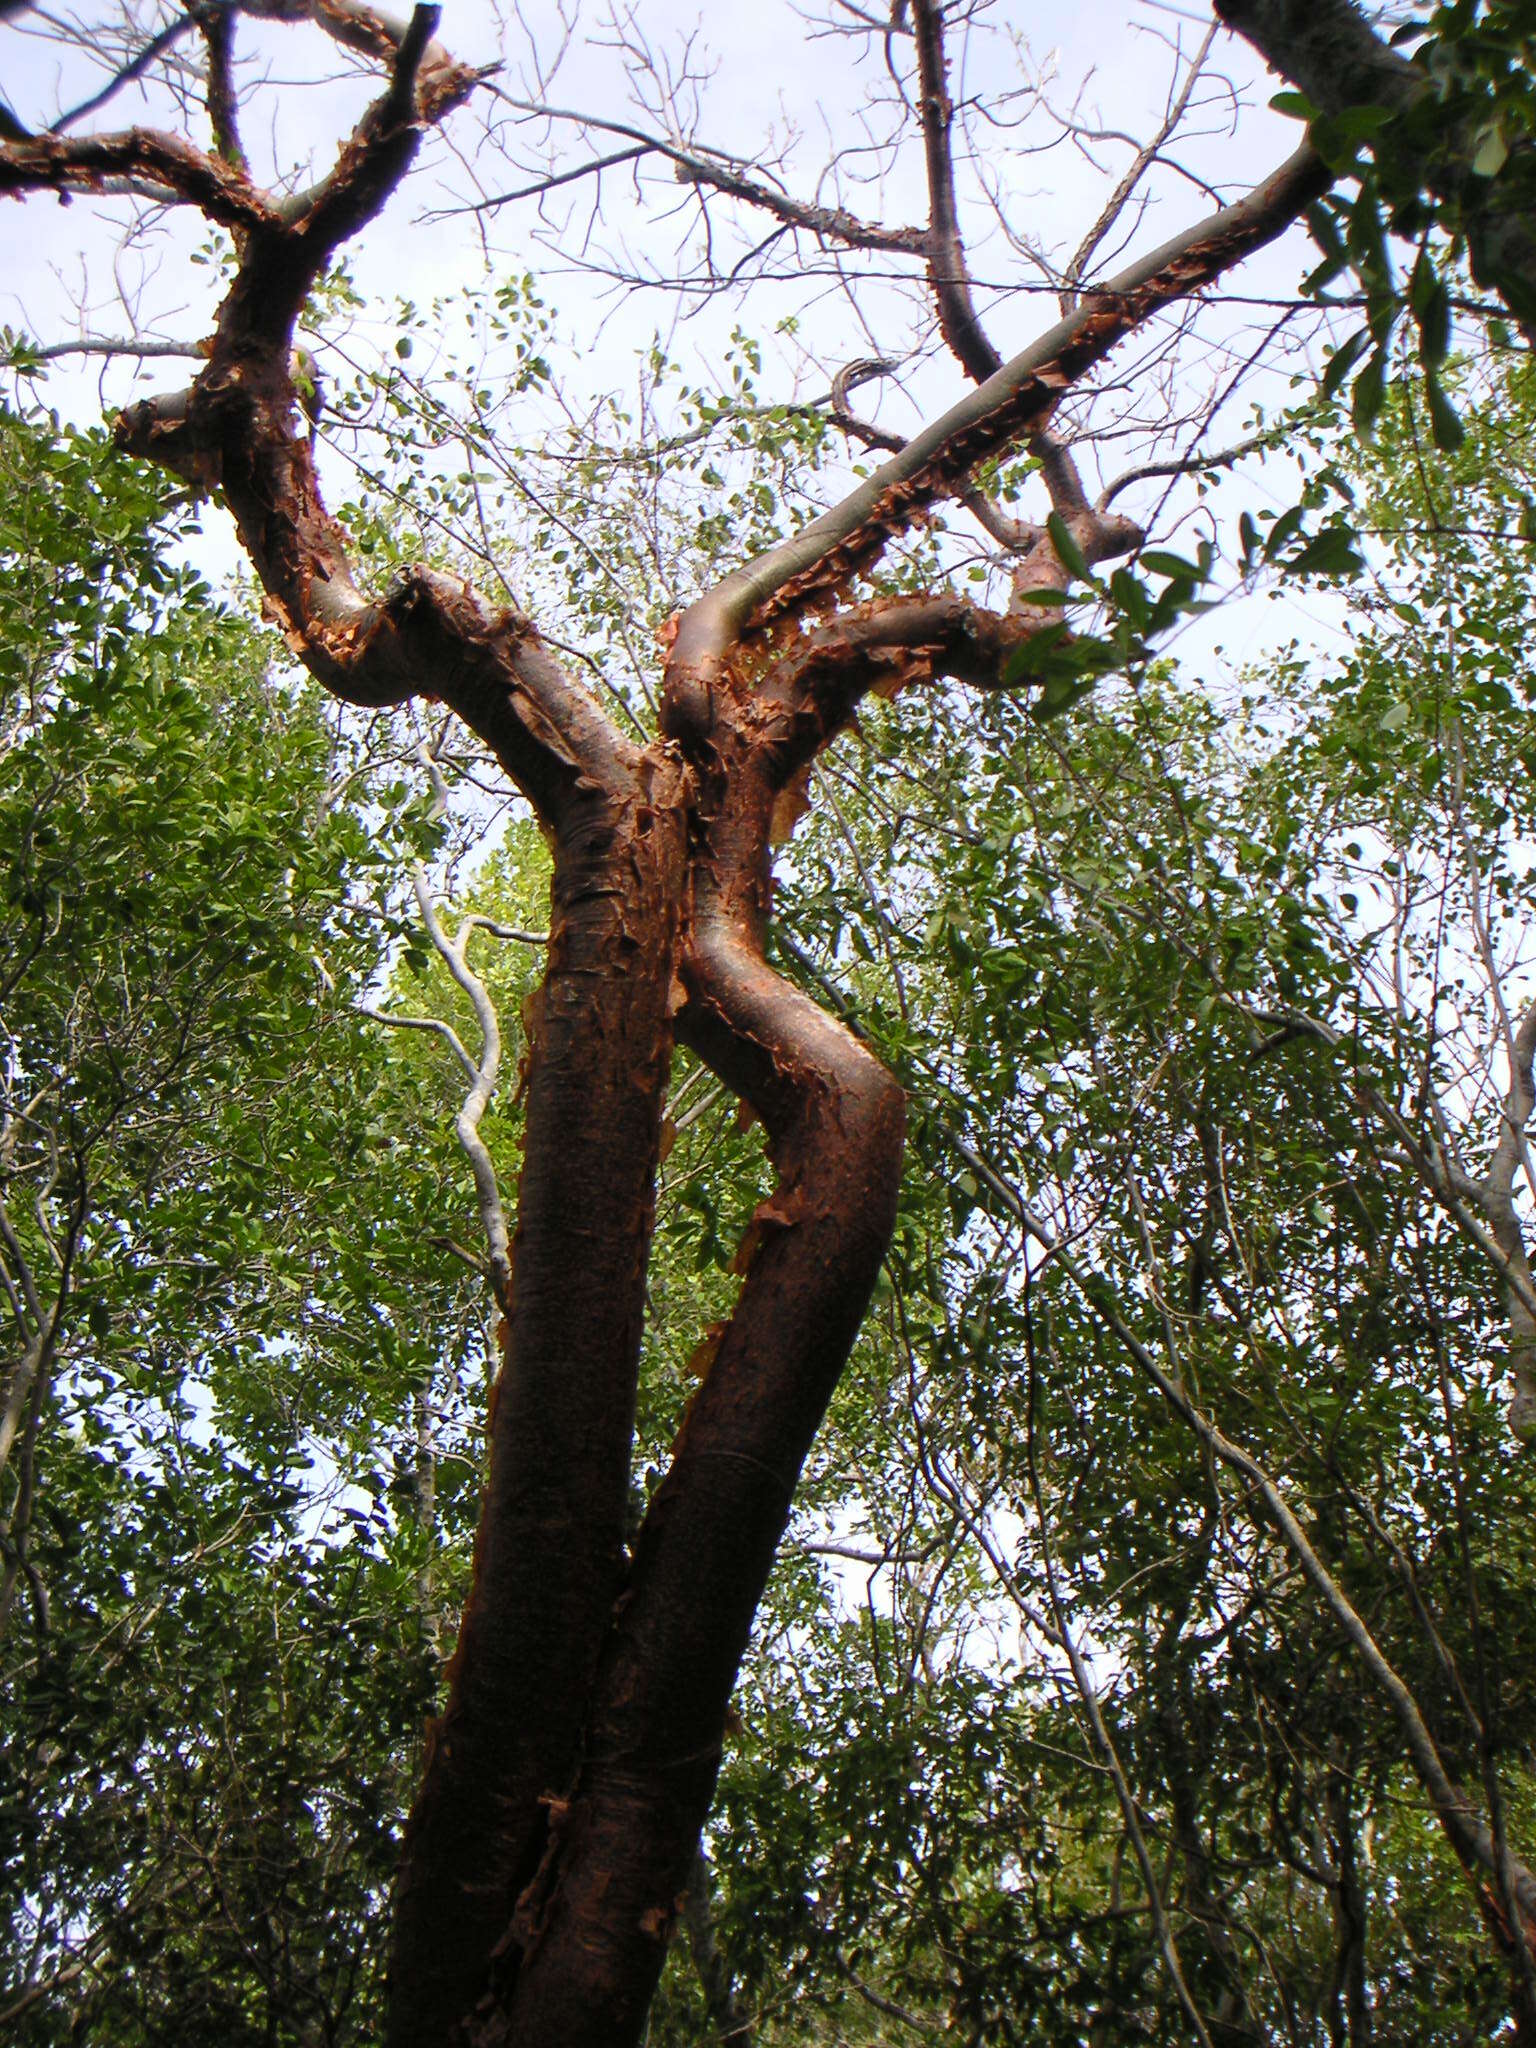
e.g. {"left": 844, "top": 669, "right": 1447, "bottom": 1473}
{"left": 0, "top": 10, "right": 1358, "bottom": 2044}
{"left": 481, "top": 666, "right": 907, "bottom": 2043}
{"left": 386, "top": 765, "right": 688, "bottom": 2048}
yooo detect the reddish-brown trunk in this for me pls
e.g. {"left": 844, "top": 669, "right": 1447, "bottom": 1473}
{"left": 483, "top": 718, "right": 906, "bottom": 2046}
{"left": 2, "top": 21, "right": 1352, "bottom": 2041}
{"left": 386, "top": 767, "right": 687, "bottom": 2047}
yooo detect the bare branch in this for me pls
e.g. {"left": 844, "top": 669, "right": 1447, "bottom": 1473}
{"left": 910, "top": 0, "right": 1000, "bottom": 383}
{"left": 409, "top": 866, "right": 514, "bottom": 1315}
{"left": 50, "top": 8, "right": 201, "bottom": 135}
{"left": 1098, "top": 419, "right": 1292, "bottom": 504}
{"left": 1478, "top": 999, "right": 1536, "bottom": 1447}
{"left": 662, "top": 139, "right": 1329, "bottom": 707}
{"left": 438, "top": 141, "right": 652, "bottom": 217}
{"left": 201, "top": 3, "right": 247, "bottom": 175}
{"left": 1060, "top": 23, "right": 1217, "bottom": 310}
{"left": 472, "top": 90, "right": 925, "bottom": 253}
{"left": 14, "top": 335, "right": 207, "bottom": 363}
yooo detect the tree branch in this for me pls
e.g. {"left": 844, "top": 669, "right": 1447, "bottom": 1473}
{"left": 1476, "top": 998, "right": 1536, "bottom": 1446}
{"left": 72, "top": 15, "right": 637, "bottom": 830}
{"left": 409, "top": 866, "right": 514, "bottom": 1315}
{"left": 474, "top": 91, "right": 925, "bottom": 254}
{"left": 1061, "top": 23, "right": 1217, "bottom": 311}
{"left": 201, "top": 3, "right": 248, "bottom": 175}
{"left": 1213, "top": 0, "right": 1536, "bottom": 340}
{"left": 0, "top": 125, "right": 274, "bottom": 227}
{"left": 1210, "top": 0, "right": 1419, "bottom": 120}
{"left": 910, "top": 0, "right": 1000, "bottom": 384}
{"left": 49, "top": 8, "right": 202, "bottom": 136}
{"left": 661, "top": 138, "right": 1329, "bottom": 711}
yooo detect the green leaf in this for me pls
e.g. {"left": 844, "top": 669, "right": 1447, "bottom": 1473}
{"left": 1264, "top": 506, "right": 1305, "bottom": 559}
{"left": 1352, "top": 350, "right": 1387, "bottom": 438}
{"left": 1030, "top": 670, "right": 1103, "bottom": 723}
{"left": 1290, "top": 526, "right": 1365, "bottom": 578}
{"left": 1471, "top": 122, "right": 1509, "bottom": 176}
{"left": 1417, "top": 278, "right": 1451, "bottom": 369}
{"left": 1046, "top": 511, "right": 1091, "bottom": 583}
{"left": 1425, "top": 370, "right": 1465, "bottom": 452}
{"left": 1139, "top": 550, "right": 1201, "bottom": 583}
{"left": 1322, "top": 329, "right": 1371, "bottom": 398}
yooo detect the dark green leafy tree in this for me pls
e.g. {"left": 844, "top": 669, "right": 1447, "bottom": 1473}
{"left": 0, "top": 404, "right": 504, "bottom": 2042}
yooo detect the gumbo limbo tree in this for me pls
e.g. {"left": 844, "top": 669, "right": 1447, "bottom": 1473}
{"left": 4, "top": 1, "right": 1536, "bottom": 2042}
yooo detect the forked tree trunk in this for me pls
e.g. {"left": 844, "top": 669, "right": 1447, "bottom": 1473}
{"left": 0, "top": 6, "right": 1355, "bottom": 2041}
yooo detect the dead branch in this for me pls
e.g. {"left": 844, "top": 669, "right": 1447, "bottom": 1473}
{"left": 1059, "top": 23, "right": 1218, "bottom": 312}
{"left": 470, "top": 89, "right": 926, "bottom": 254}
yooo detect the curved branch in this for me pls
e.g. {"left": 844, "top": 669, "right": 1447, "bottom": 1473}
{"left": 752, "top": 592, "right": 1042, "bottom": 767}
{"left": 411, "top": 871, "right": 514, "bottom": 1312}
{"left": 661, "top": 139, "right": 1329, "bottom": 713}
{"left": 910, "top": 0, "right": 1000, "bottom": 383}
{"left": 241, "top": 0, "right": 468, "bottom": 85}
{"left": 364, "top": 869, "right": 517, "bottom": 1315}
{"left": 0, "top": 126, "right": 274, "bottom": 227}
{"left": 829, "top": 355, "right": 907, "bottom": 452}
{"left": 76, "top": 11, "right": 630, "bottom": 828}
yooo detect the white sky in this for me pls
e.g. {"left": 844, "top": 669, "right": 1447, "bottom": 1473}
{"left": 1, "top": 1, "right": 1328, "bottom": 580}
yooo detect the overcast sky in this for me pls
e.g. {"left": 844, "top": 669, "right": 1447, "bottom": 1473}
{"left": 0, "top": 1, "right": 1347, "bottom": 671}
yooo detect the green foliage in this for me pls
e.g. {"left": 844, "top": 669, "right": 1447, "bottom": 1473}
{"left": 0, "top": 409, "right": 495, "bottom": 2042}
{"left": 6, "top": 306, "right": 1536, "bottom": 2048}
{"left": 637, "top": 344, "right": 1536, "bottom": 2045}
{"left": 1276, "top": 2, "right": 1536, "bottom": 454}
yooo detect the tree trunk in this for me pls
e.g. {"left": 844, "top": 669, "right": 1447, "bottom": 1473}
{"left": 387, "top": 772, "right": 689, "bottom": 2045}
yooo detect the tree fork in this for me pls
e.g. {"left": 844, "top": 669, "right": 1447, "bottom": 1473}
{"left": 483, "top": 675, "right": 906, "bottom": 2046}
